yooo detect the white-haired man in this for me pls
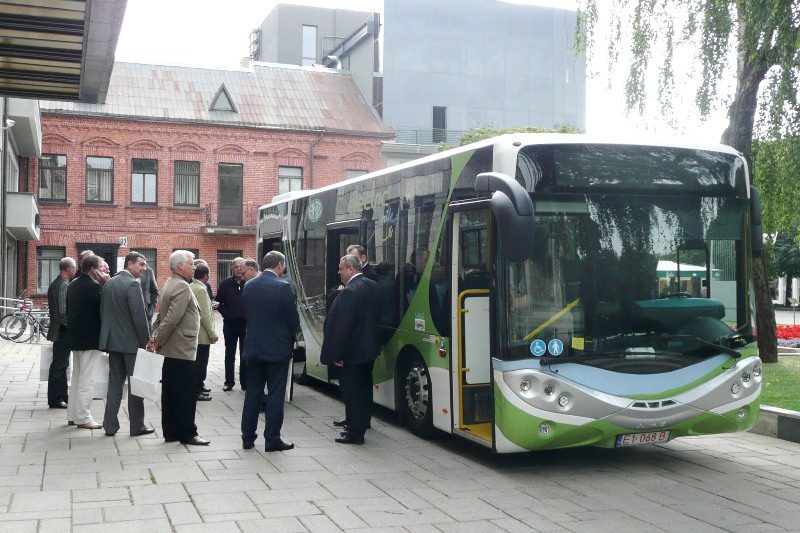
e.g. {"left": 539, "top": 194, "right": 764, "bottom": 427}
{"left": 149, "top": 250, "right": 208, "bottom": 446}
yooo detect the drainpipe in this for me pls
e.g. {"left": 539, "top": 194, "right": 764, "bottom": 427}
{"left": 1, "top": 97, "right": 8, "bottom": 297}
{"left": 308, "top": 131, "right": 325, "bottom": 189}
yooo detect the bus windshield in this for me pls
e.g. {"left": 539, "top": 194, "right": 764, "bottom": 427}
{"left": 502, "top": 194, "right": 751, "bottom": 369}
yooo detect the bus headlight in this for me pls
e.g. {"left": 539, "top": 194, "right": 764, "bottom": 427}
{"left": 731, "top": 382, "right": 741, "bottom": 396}
{"left": 741, "top": 371, "right": 751, "bottom": 383}
{"left": 557, "top": 394, "right": 571, "bottom": 409}
{"left": 520, "top": 379, "right": 532, "bottom": 392}
{"left": 753, "top": 365, "right": 762, "bottom": 378}
{"left": 543, "top": 384, "right": 556, "bottom": 397}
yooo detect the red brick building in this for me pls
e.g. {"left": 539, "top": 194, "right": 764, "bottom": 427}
{"left": 24, "top": 62, "right": 393, "bottom": 298}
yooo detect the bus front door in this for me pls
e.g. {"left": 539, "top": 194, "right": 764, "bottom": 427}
{"left": 451, "top": 209, "right": 493, "bottom": 445}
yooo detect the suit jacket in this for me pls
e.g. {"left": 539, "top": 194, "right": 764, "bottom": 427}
{"left": 46, "top": 275, "right": 70, "bottom": 342}
{"left": 242, "top": 270, "right": 300, "bottom": 362}
{"left": 66, "top": 275, "right": 103, "bottom": 351}
{"left": 321, "top": 274, "right": 381, "bottom": 366}
{"left": 98, "top": 270, "right": 150, "bottom": 353}
{"left": 362, "top": 262, "right": 379, "bottom": 283}
{"left": 152, "top": 274, "right": 200, "bottom": 360}
{"left": 139, "top": 267, "right": 159, "bottom": 310}
{"left": 190, "top": 279, "right": 216, "bottom": 345}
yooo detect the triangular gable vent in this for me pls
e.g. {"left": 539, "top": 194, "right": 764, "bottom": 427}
{"left": 209, "top": 84, "right": 237, "bottom": 112}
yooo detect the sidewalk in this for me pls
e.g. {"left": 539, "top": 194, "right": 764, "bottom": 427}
{"left": 3, "top": 319, "right": 800, "bottom": 532}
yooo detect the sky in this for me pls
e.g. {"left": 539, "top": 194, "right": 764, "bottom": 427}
{"left": 114, "top": 0, "right": 730, "bottom": 142}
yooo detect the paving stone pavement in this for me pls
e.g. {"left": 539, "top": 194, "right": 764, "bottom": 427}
{"left": 1, "top": 318, "right": 800, "bottom": 532}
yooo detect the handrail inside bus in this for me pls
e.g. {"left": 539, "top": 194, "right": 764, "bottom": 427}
{"left": 523, "top": 298, "right": 581, "bottom": 341}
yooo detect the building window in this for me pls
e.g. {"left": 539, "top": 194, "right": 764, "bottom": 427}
{"left": 131, "top": 158, "right": 157, "bottom": 205}
{"left": 86, "top": 156, "right": 113, "bottom": 203}
{"left": 346, "top": 169, "right": 367, "bottom": 179}
{"left": 136, "top": 248, "right": 157, "bottom": 275}
{"left": 302, "top": 25, "right": 317, "bottom": 65}
{"left": 217, "top": 250, "right": 243, "bottom": 287}
{"left": 36, "top": 247, "right": 65, "bottom": 294}
{"left": 433, "top": 106, "right": 447, "bottom": 143}
{"left": 39, "top": 154, "right": 67, "bottom": 201}
{"left": 279, "top": 166, "right": 303, "bottom": 194}
{"left": 174, "top": 160, "right": 200, "bottom": 206}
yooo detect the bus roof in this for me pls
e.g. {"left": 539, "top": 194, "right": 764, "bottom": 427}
{"left": 261, "top": 133, "right": 745, "bottom": 209}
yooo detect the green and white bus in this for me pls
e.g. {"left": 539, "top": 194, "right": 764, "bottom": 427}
{"left": 257, "top": 134, "right": 763, "bottom": 453}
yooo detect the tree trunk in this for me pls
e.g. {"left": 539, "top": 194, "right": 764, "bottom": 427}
{"left": 753, "top": 255, "right": 778, "bottom": 363}
{"left": 720, "top": 28, "right": 776, "bottom": 362}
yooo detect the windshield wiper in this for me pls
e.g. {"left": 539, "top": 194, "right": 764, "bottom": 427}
{"left": 656, "top": 334, "right": 742, "bottom": 358}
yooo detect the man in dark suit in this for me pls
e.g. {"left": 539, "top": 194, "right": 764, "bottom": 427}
{"left": 240, "top": 251, "right": 300, "bottom": 452}
{"left": 66, "top": 254, "right": 110, "bottom": 429}
{"left": 99, "top": 251, "right": 154, "bottom": 437}
{"left": 46, "top": 256, "right": 77, "bottom": 408}
{"left": 321, "top": 255, "right": 381, "bottom": 445}
{"left": 139, "top": 263, "right": 159, "bottom": 324}
{"left": 216, "top": 257, "right": 247, "bottom": 391}
{"left": 346, "top": 244, "right": 378, "bottom": 282}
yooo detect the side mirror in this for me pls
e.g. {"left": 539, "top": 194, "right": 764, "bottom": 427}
{"left": 750, "top": 186, "right": 763, "bottom": 258}
{"left": 475, "top": 172, "right": 534, "bottom": 262}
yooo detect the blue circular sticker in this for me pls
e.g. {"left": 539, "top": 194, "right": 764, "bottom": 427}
{"left": 530, "top": 339, "right": 547, "bottom": 357}
{"left": 548, "top": 339, "right": 564, "bottom": 356}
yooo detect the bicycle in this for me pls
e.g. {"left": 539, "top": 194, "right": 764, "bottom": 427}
{"left": 0, "top": 304, "right": 50, "bottom": 343}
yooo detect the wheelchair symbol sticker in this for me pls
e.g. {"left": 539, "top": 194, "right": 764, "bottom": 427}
{"left": 548, "top": 339, "right": 564, "bottom": 356}
{"left": 530, "top": 339, "right": 547, "bottom": 357}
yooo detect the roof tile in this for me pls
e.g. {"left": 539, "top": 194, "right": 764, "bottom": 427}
{"left": 41, "top": 62, "right": 394, "bottom": 137}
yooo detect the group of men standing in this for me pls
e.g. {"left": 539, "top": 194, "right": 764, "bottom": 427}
{"left": 44, "top": 242, "right": 383, "bottom": 450}
{"left": 46, "top": 250, "right": 213, "bottom": 444}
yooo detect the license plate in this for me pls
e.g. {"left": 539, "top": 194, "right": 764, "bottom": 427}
{"left": 615, "top": 430, "right": 670, "bottom": 447}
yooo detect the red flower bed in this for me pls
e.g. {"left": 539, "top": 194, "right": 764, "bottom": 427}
{"left": 777, "top": 325, "right": 800, "bottom": 339}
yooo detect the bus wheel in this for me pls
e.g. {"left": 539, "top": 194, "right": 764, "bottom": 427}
{"left": 399, "top": 353, "right": 434, "bottom": 437}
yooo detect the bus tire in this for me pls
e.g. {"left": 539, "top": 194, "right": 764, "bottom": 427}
{"left": 397, "top": 351, "right": 434, "bottom": 438}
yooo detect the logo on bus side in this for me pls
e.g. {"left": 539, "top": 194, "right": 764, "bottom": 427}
{"left": 307, "top": 199, "right": 323, "bottom": 222}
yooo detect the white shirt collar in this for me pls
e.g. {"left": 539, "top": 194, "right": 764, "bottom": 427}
{"left": 346, "top": 272, "right": 363, "bottom": 285}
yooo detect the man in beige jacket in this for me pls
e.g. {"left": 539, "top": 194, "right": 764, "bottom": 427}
{"left": 149, "top": 250, "right": 208, "bottom": 446}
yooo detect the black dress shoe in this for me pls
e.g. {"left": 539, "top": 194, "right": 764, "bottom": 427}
{"left": 181, "top": 436, "right": 210, "bottom": 446}
{"left": 242, "top": 441, "right": 255, "bottom": 450}
{"left": 265, "top": 440, "right": 294, "bottom": 452}
{"left": 201, "top": 386, "right": 211, "bottom": 393}
{"left": 222, "top": 385, "right": 233, "bottom": 391}
{"left": 49, "top": 401, "right": 68, "bottom": 409}
{"left": 131, "top": 428, "right": 155, "bottom": 436}
{"left": 196, "top": 393, "right": 212, "bottom": 401}
{"left": 333, "top": 418, "right": 348, "bottom": 427}
{"left": 335, "top": 435, "right": 365, "bottom": 445}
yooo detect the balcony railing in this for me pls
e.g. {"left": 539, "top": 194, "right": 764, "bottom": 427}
{"left": 203, "top": 202, "right": 258, "bottom": 234}
{"left": 392, "top": 128, "right": 467, "bottom": 146}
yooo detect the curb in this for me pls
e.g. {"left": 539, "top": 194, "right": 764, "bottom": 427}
{"left": 750, "top": 406, "right": 800, "bottom": 443}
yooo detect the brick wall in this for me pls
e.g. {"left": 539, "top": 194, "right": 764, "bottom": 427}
{"left": 27, "top": 114, "right": 386, "bottom": 300}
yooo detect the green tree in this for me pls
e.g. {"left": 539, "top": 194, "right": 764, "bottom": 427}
{"left": 578, "top": 1, "right": 799, "bottom": 363}
{"left": 767, "top": 232, "right": 800, "bottom": 281}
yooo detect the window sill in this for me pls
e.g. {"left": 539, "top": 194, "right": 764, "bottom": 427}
{"left": 82, "top": 203, "right": 117, "bottom": 207}
{"left": 126, "top": 204, "right": 160, "bottom": 209}
{"left": 170, "top": 205, "right": 203, "bottom": 211}
{"left": 39, "top": 201, "right": 71, "bottom": 206}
